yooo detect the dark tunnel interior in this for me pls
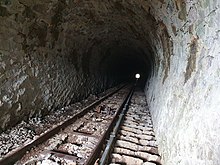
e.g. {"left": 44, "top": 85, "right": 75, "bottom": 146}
{"left": 84, "top": 38, "right": 155, "bottom": 90}
{"left": 100, "top": 46, "right": 152, "bottom": 87}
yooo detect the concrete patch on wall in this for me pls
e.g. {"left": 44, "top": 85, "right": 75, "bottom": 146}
{"left": 176, "top": 0, "right": 187, "bottom": 21}
{"left": 184, "top": 37, "right": 198, "bottom": 83}
{"left": 157, "top": 21, "right": 173, "bottom": 84}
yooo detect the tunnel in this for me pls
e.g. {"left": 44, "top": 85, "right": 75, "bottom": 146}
{"left": 0, "top": 0, "right": 220, "bottom": 164}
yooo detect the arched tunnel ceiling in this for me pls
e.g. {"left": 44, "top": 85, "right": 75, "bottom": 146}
{"left": 3, "top": 0, "right": 167, "bottom": 81}
{"left": 59, "top": 0, "right": 159, "bottom": 82}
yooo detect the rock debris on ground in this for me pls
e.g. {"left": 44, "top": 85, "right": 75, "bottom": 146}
{"left": 0, "top": 86, "right": 119, "bottom": 160}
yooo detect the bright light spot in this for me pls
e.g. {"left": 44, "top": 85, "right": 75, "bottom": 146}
{"left": 135, "top": 73, "right": 140, "bottom": 79}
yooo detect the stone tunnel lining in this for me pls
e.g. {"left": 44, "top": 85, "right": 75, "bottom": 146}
{"left": 0, "top": 0, "right": 158, "bottom": 130}
{"left": 1, "top": 0, "right": 220, "bottom": 165}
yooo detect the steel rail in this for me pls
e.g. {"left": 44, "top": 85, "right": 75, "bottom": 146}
{"left": 0, "top": 84, "right": 126, "bottom": 165}
{"left": 99, "top": 86, "right": 134, "bottom": 165}
{"left": 84, "top": 85, "right": 134, "bottom": 165}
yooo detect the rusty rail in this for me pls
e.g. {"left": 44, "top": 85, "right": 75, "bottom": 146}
{"left": 85, "top": 85, "right": 134, "bottom": 165}
{"left": 0, "top": 84, "right": 126, "bottom": 165}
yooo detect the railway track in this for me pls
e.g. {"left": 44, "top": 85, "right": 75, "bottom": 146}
{"left": 0, "top": 85, "right": 132, "bottom": 165}
{"left": 98, "top": 88, "right": 162, "bottom": 165}
{"left": 0, "top": 85, "right": 162, "bottom": 165}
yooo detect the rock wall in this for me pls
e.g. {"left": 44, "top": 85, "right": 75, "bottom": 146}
{"left": 145, "top": 0, "right": 220, "bottom": 164}
{"left": 0, "top": 0, "right": 108, "bottom": 131}
{"left": 0, "top": 0, "right": 155, "bottom": 131}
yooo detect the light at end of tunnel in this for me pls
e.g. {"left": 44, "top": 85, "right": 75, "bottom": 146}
{"left": 135, "top": 73, "right": 140, "bottom": 79}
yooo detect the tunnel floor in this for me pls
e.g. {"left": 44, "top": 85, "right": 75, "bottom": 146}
{"left": 108, "top": 89, "right": 161, "bottom": 165}
{"left": 0, "top": 85, "right": 161, "bottom": 165}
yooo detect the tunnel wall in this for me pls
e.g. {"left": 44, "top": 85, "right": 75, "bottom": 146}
{"left": 145, "top": 0, "right": 220, "bottom": 164}
{"left": 1, "top": 0, "right": 220, "bottom": 164}
{"left": 0, "top": 0, "right": 157, "bottom": 131}
{"left": 0, "top": 0, "right": 109, "bottom": 131}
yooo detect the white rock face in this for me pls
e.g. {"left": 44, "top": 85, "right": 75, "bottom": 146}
{"left": 145, "top": 0, "right": 220, "bottom": 165}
